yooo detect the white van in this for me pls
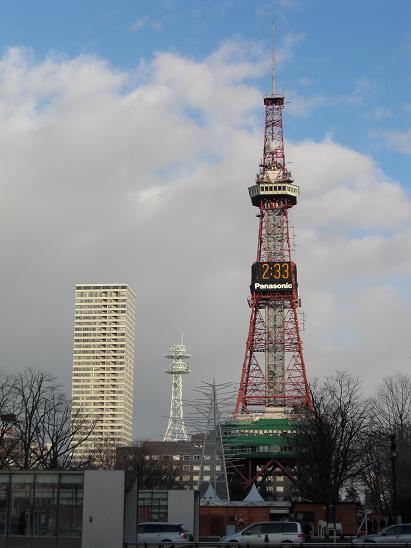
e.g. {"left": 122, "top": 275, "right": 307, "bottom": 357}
{"left": 136, "top": 522, "right": 193, "bottom": 543}
{"left": 220, "top": 521, "right": 305, "bottom": 545}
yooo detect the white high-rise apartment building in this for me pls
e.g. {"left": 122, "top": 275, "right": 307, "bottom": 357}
{"left": 71, "top": 283, "right": 135, "bottom": 460}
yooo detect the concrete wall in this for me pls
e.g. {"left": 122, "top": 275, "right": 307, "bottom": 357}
{"left": 82, "top": 471, "right": 125, "bottom": 548}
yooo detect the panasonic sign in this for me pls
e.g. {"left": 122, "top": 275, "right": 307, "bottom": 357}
{"left": 251, "top": 262, "right": 297, "bottom": 294}
{"left": 254, "top": 282, "right": 292, "bottom": 291}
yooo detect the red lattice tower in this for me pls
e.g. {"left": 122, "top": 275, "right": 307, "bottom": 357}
{"left": 234, "top": 92, "right": 311, "bottom": 415}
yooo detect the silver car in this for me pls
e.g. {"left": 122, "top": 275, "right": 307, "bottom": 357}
{"left": 136, "top": 522, "right": 193, "bottom": 543}
{"left": 353, "top": 524, "right": 411, "bottom": 543}
{"left": 220, "top": 521, "right": 305, "bottom": 544}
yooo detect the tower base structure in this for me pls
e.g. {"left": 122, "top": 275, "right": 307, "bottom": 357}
{"left": 223, "top": 408, "right": 299, "bottom": 500}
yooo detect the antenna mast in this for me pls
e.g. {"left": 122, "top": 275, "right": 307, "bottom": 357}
{"left": 272, "top": 22, "right": 276, "bottom": 96}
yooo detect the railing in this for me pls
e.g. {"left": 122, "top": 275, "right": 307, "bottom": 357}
{"left": 124, "top": 543, "right": 411, "bottom": 548}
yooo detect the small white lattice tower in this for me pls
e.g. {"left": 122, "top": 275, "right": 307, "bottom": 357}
{"left": 163, "top": 335, "right": 191, "bottom": 441}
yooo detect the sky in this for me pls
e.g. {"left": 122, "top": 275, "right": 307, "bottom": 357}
{"left": 0, "top": 0, "right": 410, "bottom": 438}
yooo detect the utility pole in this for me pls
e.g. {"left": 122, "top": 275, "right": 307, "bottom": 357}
{"left": 390, "top": 434, "right": 400, "bottom": 524}
{"left": 184, "top": 380, "right": 233, "bottom": 501}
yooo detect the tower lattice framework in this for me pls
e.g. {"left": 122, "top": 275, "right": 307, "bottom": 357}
{"left": 163, "top": 337, "right": 191, "bottom": 441}
{"left": 235, "top": 92, "right": 311, "bottom": 414}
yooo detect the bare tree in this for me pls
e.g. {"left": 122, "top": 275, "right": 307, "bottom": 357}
{"left": 0, "top": 372, "right": 21, "bottom": 468}
{"left": 363, "top": 372, "right": 411, "bottom": 520}
{"left": 0, "top": 368, "right": 96, "bottom": 470}
{"left": 90, "top": 436, "right": 124, "bottom": 470}
{"left": 116, "top": 441, "right": 178, "bottom": 489}
{"left": 361, "top": 430, "right": 391, "bottom": 515}
{"left": 10, "top": 369, "right": 58, "bottom": 469}
{"left": 373, "top": 371, "right": 411, "bottom": 435}
{"left": 295, "top": 371, "right": 370, "bottom": 521}
{"left": 35, "top": 392, "right": 97, "bottom": 470}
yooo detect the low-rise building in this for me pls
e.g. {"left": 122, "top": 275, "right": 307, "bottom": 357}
{"left": 0, "top": 470, "right": 136, "bottom": 548}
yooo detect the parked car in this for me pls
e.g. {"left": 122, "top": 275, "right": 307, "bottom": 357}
{"left": 136, "top": 522, "right": 193, "bottom": 543}
{"left": 352, "top": 524, "right": 411, "bottom": 544}
{"left": 220, "top": 521, "right": 305, "bottom": 544}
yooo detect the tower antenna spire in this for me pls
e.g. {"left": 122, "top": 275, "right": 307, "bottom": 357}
{"left": 272, "top": 22, "right": 276, "bottom": 96}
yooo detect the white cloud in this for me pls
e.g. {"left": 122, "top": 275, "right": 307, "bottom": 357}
{"left": 286, "top": 78, "right": 373, "bottom": 118}
{"left": 130, "top": 16, "right": 162, "bottom": 32}
{"left": 277, "top": 32, "right": 306, "bottom": 65}
{"left": 0, "top": 42, "right": 410, "bottom": 438}
{"left": 381, "top": 130, "right": 411, "bottom": 155}
{"left": 298, "top": 77, "right": 312, "bottom": 87}
{"left": 372, "top": 107, "right": 391, "bottom": 120}
{"left": 286, "top": 91, "right": 327, "bottom": 117}
{"left": 256, "top": 0, "right": 301, "bottom": 18}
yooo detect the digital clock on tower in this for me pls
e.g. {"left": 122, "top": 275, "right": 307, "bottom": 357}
{"left": 251, "top": 261, "right": 295, "bottom": 293}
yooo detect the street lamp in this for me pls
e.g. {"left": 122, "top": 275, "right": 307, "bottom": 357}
{"left": 390, "top": 434, "right": 399, "bottom": 524}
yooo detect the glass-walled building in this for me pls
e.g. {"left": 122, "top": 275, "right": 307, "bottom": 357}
{"left": 0, "top": 471, "right": 83, "bottom": 547}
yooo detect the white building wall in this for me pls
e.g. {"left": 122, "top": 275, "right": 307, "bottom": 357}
{"left": 82, "top": 470, "right": 137, "bottom": 548}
